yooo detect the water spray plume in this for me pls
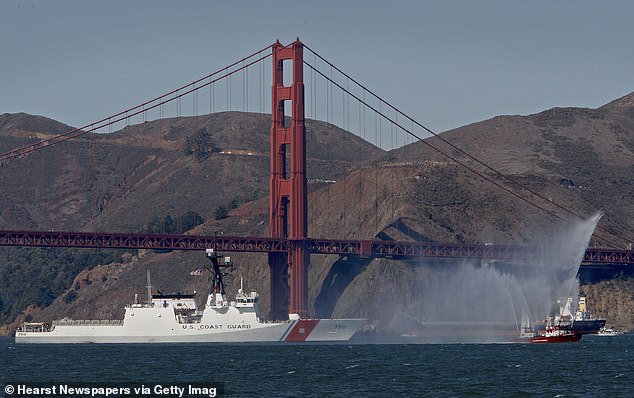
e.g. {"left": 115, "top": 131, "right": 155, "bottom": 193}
{"left": 393, "top": 211, "right": 603, "bottom": 343}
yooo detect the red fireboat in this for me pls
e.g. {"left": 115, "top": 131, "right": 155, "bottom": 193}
{"left": 529, "top": 317, "right": 581, "bottom": 343}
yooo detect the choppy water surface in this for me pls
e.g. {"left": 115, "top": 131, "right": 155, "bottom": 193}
{"left": 1, "top": 335, "right": 632, "bottom": 397}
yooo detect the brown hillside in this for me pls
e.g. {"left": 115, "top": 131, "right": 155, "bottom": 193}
{"left": 0, "top": 112, "right": 383, "bottom": 232}
{"left": 0, "top": 112, "right": 75, "bottom": 138}
{"left": 396, "top": 99, "right": 634, "bottom": 247}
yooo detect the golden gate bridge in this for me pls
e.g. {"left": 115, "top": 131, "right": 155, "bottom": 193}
{"left": 1, "top": 39, "right": 632, "bottom": 319}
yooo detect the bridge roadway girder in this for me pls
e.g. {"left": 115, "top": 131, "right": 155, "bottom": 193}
{"left": 0, "top": 230, "right": 632, "bottom": 265}
{"left": 0, "top": 230, "right": 288, "bottom": 252}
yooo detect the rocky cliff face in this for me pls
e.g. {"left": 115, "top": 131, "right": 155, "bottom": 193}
{"left": 582, "top": 279, "right": 634, "bottom": 331}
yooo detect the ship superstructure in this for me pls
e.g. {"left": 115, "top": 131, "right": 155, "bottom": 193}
{"left": 547, "top": 295, "right": 606, "bottom": 335}
{"left": 570, "top": 295, "right": 606, "bottom": 334}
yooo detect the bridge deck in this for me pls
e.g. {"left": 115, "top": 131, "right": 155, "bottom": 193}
{"left": 0, "top": 230, "right": 631, "bottom": 265}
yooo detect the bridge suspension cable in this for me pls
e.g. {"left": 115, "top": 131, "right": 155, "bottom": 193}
{"left": 0, "top": 43, "right": 284, "bottom": 162}
{"left": 303, "top": 45, "right": 631, "bottom": 249}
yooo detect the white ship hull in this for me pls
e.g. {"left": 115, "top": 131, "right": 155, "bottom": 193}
{"left": 15, "top": 318, "right": 365, "bottom": 344}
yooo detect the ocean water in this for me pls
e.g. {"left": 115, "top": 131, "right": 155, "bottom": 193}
{"left": 1, "top": 335, "right": 632, "bottom": 397}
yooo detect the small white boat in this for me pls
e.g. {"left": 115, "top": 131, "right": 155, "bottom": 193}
{"left": 596, "top": 326, "right": 624, "bottom": 337}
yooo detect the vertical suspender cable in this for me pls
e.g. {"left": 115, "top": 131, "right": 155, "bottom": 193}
{"left": 375, "top": 111, "right": 379, "bottom": 233}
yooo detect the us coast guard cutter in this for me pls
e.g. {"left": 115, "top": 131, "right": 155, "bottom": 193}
{"left": 15, "top": 249, "right": 366, "bottom": 343}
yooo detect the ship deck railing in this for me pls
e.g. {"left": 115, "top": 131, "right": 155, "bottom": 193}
{"left": 52, "top": 319, "right": 124, "bottom": 326}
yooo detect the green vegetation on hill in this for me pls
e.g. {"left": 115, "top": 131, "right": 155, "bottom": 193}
{"left": 144, "top": 210, "right": 205, "bottom": 234}
{"left": 182, "top": 127, "right": 220, "bottom": 162}
{"left": 0, "top": 247, "right": 121, "bottom": 324}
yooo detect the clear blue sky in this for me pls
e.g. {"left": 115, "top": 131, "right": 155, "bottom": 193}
{"left": 1, "top": 0, "right": 633, "bottom": 140}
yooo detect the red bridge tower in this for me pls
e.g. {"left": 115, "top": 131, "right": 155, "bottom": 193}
{"left": 269, "top": 39, "right": 309, "bottom": 320}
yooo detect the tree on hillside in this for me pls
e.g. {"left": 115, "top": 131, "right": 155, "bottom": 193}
{"left": 183, "top": 128, "right": 217, "bottom": 162}
{"left": 146, "top": 211, "right": 205, "bottom": 234}
{"left": 181, "top": 210, "right": 205, "bottom": 231}
{"left": 215, "top": 204, "right": 229, "bottom": 220}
